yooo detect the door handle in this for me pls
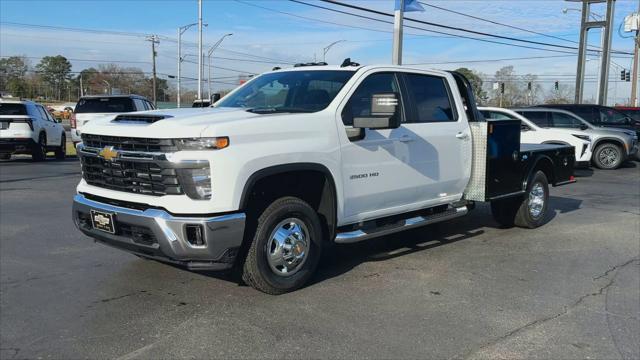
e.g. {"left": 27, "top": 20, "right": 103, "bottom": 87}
{"left": 455, "top": 132, "right": 469, "bottom": 140}
{"left": 397, "top": 135, "right": 414, "bottom": 142}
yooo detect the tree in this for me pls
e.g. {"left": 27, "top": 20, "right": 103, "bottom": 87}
{"left": 36, "top": 55, "right": 72, "bottom": 100}
{"left": 0, "top": 56, "right": 29, "bottom": 96}
{"left": 454, "top": 67, "right": 486, "bottom": 104}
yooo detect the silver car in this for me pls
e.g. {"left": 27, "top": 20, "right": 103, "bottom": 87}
{"left": 512, "top": 108, "right": 638, "bottom": 170}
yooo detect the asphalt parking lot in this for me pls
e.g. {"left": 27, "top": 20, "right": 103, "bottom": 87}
{"left": 0, "top": 155, "right": 638, "bottom": 359}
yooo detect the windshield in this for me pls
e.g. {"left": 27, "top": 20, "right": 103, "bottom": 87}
{"left": 0, "top": 103, "right": 27, "bottom": 115}
{"left": 75, "top": 97, "right": 135, "bottom": 113}
{"left": 217, "top": 70, "right": 355, "bottom": 113}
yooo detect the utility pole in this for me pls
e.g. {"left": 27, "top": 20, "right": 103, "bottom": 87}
{"left": 147, "top": 35, "right": 159, "bottom": 106}
{"left": 572, "top": 0, "right": 615, "bottom": 105}
{"left": 208, "top": 33, "right": 233, "bottom": 100}
{"left": 392, "top": 0, "right": 405, "bottom": 65}
{"left": 198, "top": 0, "right": 203, "bottom": 101}
{"left": 626, "top": 7, "right": 640, "bottom": 106}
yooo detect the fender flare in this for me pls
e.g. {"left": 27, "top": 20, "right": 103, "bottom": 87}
{"left": 523, "top": 154, "right": 555, "bottom": 189}
{"left": 239, "top": 162, "right": 338, "bottom": 238}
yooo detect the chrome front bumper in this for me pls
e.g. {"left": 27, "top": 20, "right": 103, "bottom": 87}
{"left": 72, "top": 194, "right": 245, "bottom": 270}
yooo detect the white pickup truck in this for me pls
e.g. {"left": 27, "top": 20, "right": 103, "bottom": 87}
{"left": 73, "top": 64, "right": 576, "bottom": 294}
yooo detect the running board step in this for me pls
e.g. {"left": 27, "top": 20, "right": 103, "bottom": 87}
{"left": 334, "top": 206, "right": 469, "bottom": 244}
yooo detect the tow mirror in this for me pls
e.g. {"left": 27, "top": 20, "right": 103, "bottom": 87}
{"left": 353, "top": 93, "right": 401, "bottom": 129}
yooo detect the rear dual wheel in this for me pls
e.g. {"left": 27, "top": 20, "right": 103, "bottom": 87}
{"left": 491, "top": 170, "right": 549, "bottom": 229}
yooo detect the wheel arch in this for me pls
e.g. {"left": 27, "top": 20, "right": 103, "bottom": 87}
{"left": 524, "top": 155, "right": 555, "bottom": 189}
{"left": 239, "top": 163, "right": 338, "bottom": 241}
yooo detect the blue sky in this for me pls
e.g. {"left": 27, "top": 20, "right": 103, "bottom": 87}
{"left": 1, "top": 0, "right": 638, "bottom": 103}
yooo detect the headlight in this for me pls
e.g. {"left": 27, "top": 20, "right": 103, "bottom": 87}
{"left": 175, "top": 137, "right": 229, "bottom": 151}
{"left": 572, "top": 134, "right": 590, "bottom": 141}
{"left": 177, "top": 167, "right": 212, "bottom": 200}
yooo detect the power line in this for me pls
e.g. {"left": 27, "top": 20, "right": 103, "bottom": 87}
{"left": 289, "top": 0, "right": 581, "bottom": 56}
{"left": 313, "top": 0, "right": 633, "bottom": 56}
{"left": 417, "top": 2, "right": 579, "bottom": 45}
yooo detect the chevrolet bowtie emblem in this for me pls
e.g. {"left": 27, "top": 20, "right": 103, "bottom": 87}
{"left": 98, "top": 146, "right": 119, "bottom": 161}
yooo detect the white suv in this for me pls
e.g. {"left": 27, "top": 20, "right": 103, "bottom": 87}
{"left": 70, "top": 95, "right": 155, "bottom": 145}
{"left": 0, "top": 98, "right": 67, "bottom": 161}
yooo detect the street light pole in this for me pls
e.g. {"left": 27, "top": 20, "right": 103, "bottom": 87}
{"left": 207, "top": 33, "right": 233, "bottom": 100}
{"left": 178, "top": 23, "right": 198, "bottom": 108}
{"left": 322, "top": 40, "right": 345, "bottom": 62}
{"left": 197, "top": 0, "right": 203, "bottom": 101}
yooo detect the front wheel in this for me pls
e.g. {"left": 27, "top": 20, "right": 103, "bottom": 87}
{"left": 55, "top": 134, "right": 66, "bottom": 160}
{"left": 593, "top": 143, "right": 623, "bottom": 169}
{"left": 242, "top": 197, "right": 322, "bottom": 294}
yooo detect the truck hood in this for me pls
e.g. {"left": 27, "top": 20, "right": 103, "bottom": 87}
{"left": 81, "top": 107, "right": 264, "bottom": 138}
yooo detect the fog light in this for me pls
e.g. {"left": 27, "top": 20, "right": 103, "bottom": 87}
{"left": 185, "top": 224, "right": 205, "bottom": 246}
{"left": 177, "top": 167, "right": 212, "bottom": 200}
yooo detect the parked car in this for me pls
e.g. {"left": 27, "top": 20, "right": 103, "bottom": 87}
{"left": 536, "top": 104, "right": 640, "bottom": 139}
{"left": 72, "top": 65, "right": 576, "bottom": 294}
{"left": 513, "top": 107, "right": 638, "bottom": 170}
{"left": 0, "top": 98, "right": 67, "bottom": 161}
{"left": 615, "top": 106, "right": 640, "bottom": 122}
{"left": 70, "top": 95, "right": 155, "bottom": 145}
{"left": 480, "top": 107, "right": 592, "bottom": 167}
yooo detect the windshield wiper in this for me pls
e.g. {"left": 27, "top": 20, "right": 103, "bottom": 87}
{"left": 246, "top": 107, "right": 314, "bottom": 114}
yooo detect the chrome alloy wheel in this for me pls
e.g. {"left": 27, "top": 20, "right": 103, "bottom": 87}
{"left": 598, "top": 147, "right": 618, "bottom": 168}
{"left": 528, "top": 182, "right": 545, "bottom": 219}
{"left": 266, "top": 218, "right": 310, "bottom": 276}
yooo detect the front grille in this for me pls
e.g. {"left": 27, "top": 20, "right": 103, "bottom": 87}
{"left": 81, "top": 134, "right": 177, "bottom": 152}
{"left": 81, "top": 156, "right": 183, "bottom": 196}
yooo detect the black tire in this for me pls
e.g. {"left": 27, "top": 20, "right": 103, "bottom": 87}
{"left": 593, "top": 142, "right": 623, "bottom": 170}
{"left": 242, "top": 196, "right": 323, "bottom": 294}
{"left": 32, "top": 133, "right": 47, "bottom": 161}
{"left": 55, "top": 134, "right": 66, "bottom": 160}
{"left": 0, "top": 153, "right": 10, "bottom": 160}
{"left": 514, "top": 171, "right": 549, "bottom": 229}
{"left": 490, "top": 197, "right": 520, "bottom": 228}
{"left": 491, "top": 171, "right": 549, "bottom": 229}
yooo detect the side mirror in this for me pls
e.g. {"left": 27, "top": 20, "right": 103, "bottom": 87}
{"left": 579, "top": 124, "right": 589, "bottom": 130}
{"left": 353, "top": 93, "right": 401, "bottom": 129}
{"left": 520, "top": 124, "right": 530, "bottom": 132}
{"left": 211, "top": 93, "right": 221, "bottom": 104}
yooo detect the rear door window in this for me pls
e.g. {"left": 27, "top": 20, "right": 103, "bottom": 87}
{"left": 133, "top": 99, "right": 146, "bottom": 111}
{"left": 0, "top": 103, "right": 28, "bottom": 115}
{"left": 75, "top": 98, "right": 135, "bottom": 113}
{"left": 403, "top": 73, "right": 456, "bottom": 123}
{"left": 480, "top": 110, "right": 516, "bottom": 120}
{"left": 519, "top": 111, "right": 550, "bottom": 127}
{"left": 551, "top": 112, "right": 584, "bottom": 128}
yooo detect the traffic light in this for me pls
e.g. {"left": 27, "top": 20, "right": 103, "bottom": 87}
{"left": 621, "top": 69, "right": 626, "bottom": 80}
{"left": 554, "top": 81, "right": 559, "bottom": 90}
{"left": 527, "top": 82, "right": 532, "bottom": 91}
{"left": 500, "top": 82, "right": 505, "bottom": 94}
{"left": 625, "top": 70, "right": 631, "bottom": 82}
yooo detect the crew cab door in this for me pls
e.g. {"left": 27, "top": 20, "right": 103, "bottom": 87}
{"left": 398, "top": 72, "right": 471, "bottom": 207}
{"left": 336, "top": 70, "right": 471, "bottom": 224}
